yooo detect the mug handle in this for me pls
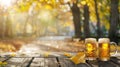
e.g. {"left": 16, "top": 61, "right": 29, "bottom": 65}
{"left": 110, "top": 42, "right": 118, "bottom": 56}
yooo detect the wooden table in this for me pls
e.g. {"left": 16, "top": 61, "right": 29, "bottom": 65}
{"left": 0, "top": 56, "right": 120, "bottom": 67}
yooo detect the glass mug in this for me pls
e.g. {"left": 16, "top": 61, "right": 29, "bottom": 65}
{"left": 85, "top": 38, "right": 98, "bottom": 60}
{"left": 98, "top": 38, "right": 117, "bottom": 61}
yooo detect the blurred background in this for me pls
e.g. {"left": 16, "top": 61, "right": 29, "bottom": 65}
{"left": 0, "top": 0, "right": 119, "bottom": 53}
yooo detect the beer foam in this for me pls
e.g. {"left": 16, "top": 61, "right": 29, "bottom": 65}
{"left": 98, "top": 38, "right": 110, "bottom": 43}
{"left": 85, "top": 38, "right": 97, "bottom": 43}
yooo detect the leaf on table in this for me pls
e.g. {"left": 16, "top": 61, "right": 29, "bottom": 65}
{"left": 10, "top": 52, "right": 16, "bottom": 57}
{"left": 70, "top": 52, "right": 86, "bottom": 64}
{"left": 44, "top": 52, "right": 51, "bottom": 57}
{"left": 64, "top": 52, "right": 72, "bottom": 57}
{"left": 0, "top": 61, "right": 7, "bottom": 66}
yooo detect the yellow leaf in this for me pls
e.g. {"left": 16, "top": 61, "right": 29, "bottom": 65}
{"left": 64, "top": 52, "right": 72, "bottom": 57}
{"left": 81, "top": 1, "right": 86, "bottom": 5}
{"left": 0, "top": 61, "right": 2, "bottom": 65}
{"left": 44, "top": 4, "right": 53, "bottom": 10}
{"left": 70, "top": 52, "right": 85, "bottom": 64}
{"left": 3, "top": 62, "right": 7, "bottom": 65}
{"left": 44, "top": 52, "right": 50, "bottom": 57}
{"left": 10, "top": 53, "right": 16, "bottom": 57}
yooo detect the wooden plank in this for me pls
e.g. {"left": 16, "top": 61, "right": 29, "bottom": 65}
{"left": 86, "top": 60, "right": 98, "bottom": 67}
{"left": 1, "top": 57, "right": 120, "bottom": 67}
{"left": 5, "top": 58, "right": 32, "bottom": 67}
{"left": 98, "top": 61, "right": 119, "bottom": 67}
{"left": 29, "top": 58, "right": 44, "bottom": 67}
{"left": 0, "top": 57, "right": 7, "bottom": 61}
{"left": 77, "top": 63, "right": 91, "bottom": 67}
{"left": 26, "top": 57, "right": 34, "bottom": 67}
{"left": 59, "top": 58, "right": 91, "bottom": 67}
{"left": 116, "top": 56, "right": 120, "bottom": 59}
{"left": 58, "top": 58, "right": 75, "bottom": 67}
{"left": 0, "top": 56, "right": 12, "bottom": 62}
{"left": 110, "top": 57, "right": 120, "bottom": 67}
{"left": 30, "top": 58, "right": 58, "bottom": 67}
{"left": 44, "top": 58, "right": 59, "bottom": 67}
{"left": 58, "top": 58, "right": 90, "bottom": 67}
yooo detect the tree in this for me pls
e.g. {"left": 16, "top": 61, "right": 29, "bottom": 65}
{"left": 68, "top": 1, "right": 82, "bottom": 38}
{"left": 0, "top": 9, "right": 5, "bottom": 38}
{"left": 83, "top": 4, "right": 90, "bottom": 38}
{"left": 94, "top": 0, "right": 101, "bottom": 38}
{"left": 4, "top": 16, "right": 13, "bottom": 37}
{"left": 109, "top": 0, "right": 119, "bottom": 43}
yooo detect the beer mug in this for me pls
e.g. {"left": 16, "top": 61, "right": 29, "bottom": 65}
{"left": 98, "top": 38, "right": 117, "bottom": 61}
{"left": 85, "top": 38, "right": 98, "bottom": 60}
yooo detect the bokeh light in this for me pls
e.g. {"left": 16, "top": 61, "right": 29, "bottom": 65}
{"left": 0, "top": 0, "right": 14, "bottom": 8}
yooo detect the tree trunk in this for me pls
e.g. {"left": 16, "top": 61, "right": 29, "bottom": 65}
{"left": 0, "top": 14, "right": 4, "bottom": 38}
{"left": 83, "top": 4, "right": 90, "bottom": 38}
{"left": 4, "top": 17, "right": 13, "bottom": 37}
{"left": 109, "top": 0, "right": 119, "bottom": 43}
{"left": 94, "top": 0, "right": 101, "bottom": 38}
{"left": 71, "top": 3, "right": 81, "bottom": 38}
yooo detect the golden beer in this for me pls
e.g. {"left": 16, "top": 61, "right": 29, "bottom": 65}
{"left": 98, "top": 38, "right": 110, "bottom": 61}
{"left": 85, "top": 38, "right": 97, "bottom": 60}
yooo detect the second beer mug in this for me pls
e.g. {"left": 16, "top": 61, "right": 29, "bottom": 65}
{"left": 85, "top": 38, "right": 98, "bottom": 60}
{"left": 98, "top": 38, "right": 117, "bottom": 61}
